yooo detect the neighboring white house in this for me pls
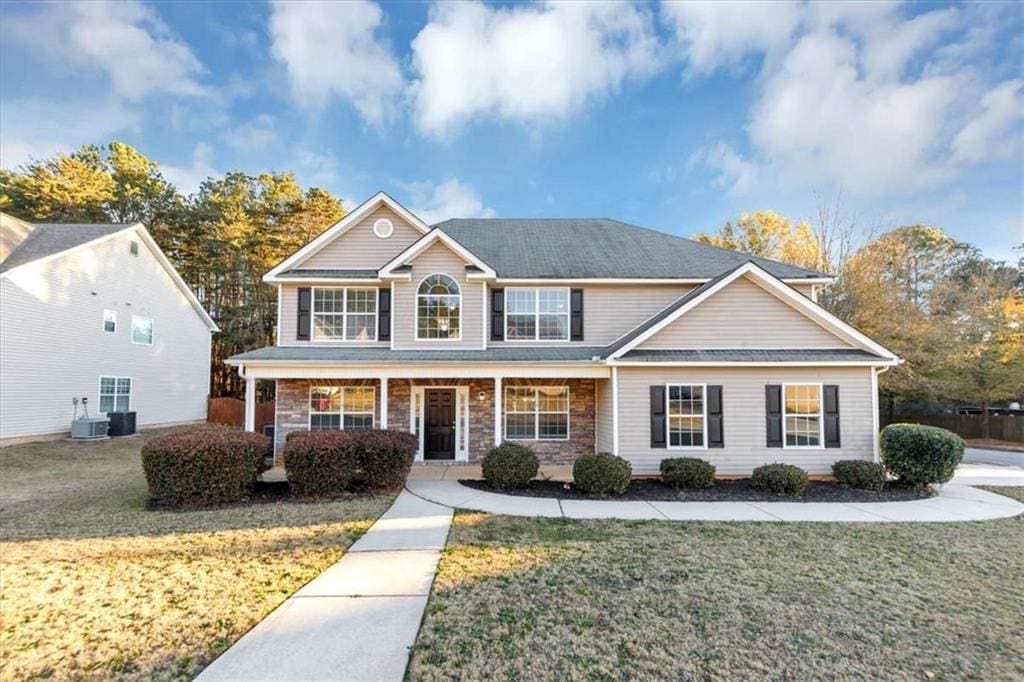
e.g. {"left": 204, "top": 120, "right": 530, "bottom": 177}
{"left": 0, "top": 213, "right": 217, "bottom": 443}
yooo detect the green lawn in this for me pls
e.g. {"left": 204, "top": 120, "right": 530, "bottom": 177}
{"left": 0, "top": 429, "right": 392, "bottom": 680}
{"left": 410, "top": 508, "right": 1024, "bottom": 681}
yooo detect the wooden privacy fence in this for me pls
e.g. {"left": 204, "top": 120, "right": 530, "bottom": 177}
{"left": 882, "top": 413, "right": 1023, "bottom": 442}
{"left": 207, "top": 397, "right": 275, "bottom": 430}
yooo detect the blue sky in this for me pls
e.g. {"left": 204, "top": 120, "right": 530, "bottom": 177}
{"left": 2, "top": 0, "right": 1022, "bottom": 260}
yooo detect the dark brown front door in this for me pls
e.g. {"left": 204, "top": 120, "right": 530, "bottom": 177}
{"left": 424, "top": 389, "right": 456, "bottom": 460}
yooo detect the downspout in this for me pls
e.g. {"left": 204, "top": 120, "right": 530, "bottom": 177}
{"left": 872, "top": 366, "right": 890, "bottom": 463}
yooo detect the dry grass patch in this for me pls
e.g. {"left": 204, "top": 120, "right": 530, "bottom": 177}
{"left": 0, "top": 429, "right": 393, "bottom": 680}
{"left": 409, "top": 511, "right": 1024, "bottom": 681}
{"left": 978, "top": 485, "right": 1024, "bottom": 503}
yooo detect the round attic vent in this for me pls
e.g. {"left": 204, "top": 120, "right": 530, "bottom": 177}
{"left": 373, "top": 218, "right": 394, "bottom": 239}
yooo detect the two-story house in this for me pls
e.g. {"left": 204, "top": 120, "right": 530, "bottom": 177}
{"left": 227, "top": 193, "right": 899, "bottom": 475}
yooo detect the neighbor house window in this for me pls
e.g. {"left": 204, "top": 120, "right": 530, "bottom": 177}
{"left": 506, "top": 288, "right": 569, "bottom": 341}
{"left": 312, "top": 287, "right": 377, "bottom": 341}
{"left": 417, "top": 274, "right": 461, "bottom": 340}
{"left": 103, "top": 309, "right": 117, "bottom": 333}
{"left": 667, "top": 384, "right": 706, "bottom": 448}
{"left": 309, "top": 386, "right": 375, "bottom": 430}
{"left": 784, "top": 383, "right": 822, "bottom": 447}
{"left": 504, "top": 386, "right": 569, "bottom": 440}
{"left": 99, "top": 376, "right": 131, "bottom": 413}
{"left": 131, "top": 316, "right": 153, "bottom": 345}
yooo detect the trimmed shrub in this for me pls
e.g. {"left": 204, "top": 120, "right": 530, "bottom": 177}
{"left": 482, "top": 442, "right": 539, "bottom": 489}
{"left": 142, "top": 428, "right": 271, "bottom": 507}
{"left": 660, "top": 457, "right": 716, "bottom": 489}
{"left": 832, "top": 459, "right": 886, "bottom": 492}
{"left": 573, "top": 453, "right": 632, "bottom": 496}
{"left": 752, "top": 463, "right": 808, "bottom": 497}
{"left": 284, "top": 429, "right": 417, "bottom": 497}
{"left": 880, "top": 423, "right": 964, "bottom": 487}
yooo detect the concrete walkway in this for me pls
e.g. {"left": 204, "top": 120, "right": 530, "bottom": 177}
{"left": 196, "top": 491, "right": 453, "bottom": 682}
{"left": 405, "top": 478, "right": 1024, "bottom": 523}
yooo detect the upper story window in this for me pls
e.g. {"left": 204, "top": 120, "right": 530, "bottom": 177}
{"left": 131, "top": 316, "right": 153, "bottom": 345}
{"left": 784, "top": 383, "right": 822, "bottom": 448}
{"left": 313, "top": 287, "right": 377, "bottom": 341}
{"left": 103, "top": 309, "right": 117, "bottom": 334}
{"left": 129, "top": 240, "right": 139, "bottom": 256}
{"left": 417, "top": 274, "right": 461, "bottom": 340}
{"left": 506, "top": 288, "right": 569, "bottom": 341}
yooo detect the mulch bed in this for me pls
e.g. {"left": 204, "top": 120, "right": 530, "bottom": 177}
{"left": 459, "top": 478, "right": 934, "bottom": 503}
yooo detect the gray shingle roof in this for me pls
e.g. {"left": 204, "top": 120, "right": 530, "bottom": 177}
{"left": 617, "top": 349, "right": 889, "bottom": 363}
{"left": 228, "top": 345, "right": 608, "bottom": 363}
{"left": 435, "top": 218, "right": 828, "bottom": 280}
{"left": 279, "top": 269, "right": 378, "bottom": 279}
{"left": 1, "top": 222, "right": 134, "bottom": 273}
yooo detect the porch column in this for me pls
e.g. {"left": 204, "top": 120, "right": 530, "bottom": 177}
{"left": 611, "top": 366, "right": 619, "bottom": 456}
{"left": 494, "top": 375, "right": 503, "bottom": 445}
{"left": 379, "top": 376, "right": 389, "bottom": 429}
{"left": 244, "top": 376, "right": 256, "bottom": 432}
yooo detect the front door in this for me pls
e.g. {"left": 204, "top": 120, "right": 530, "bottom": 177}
{"left": 424, "top": 389, "right": 456, "bottom": 460}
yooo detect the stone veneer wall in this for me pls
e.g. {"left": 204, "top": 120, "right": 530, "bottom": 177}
{"left": 503, "top": 379, "right": 596, "bottom": 465}
{"left": 273, "top": 379, "right": 380, "bottom": 464}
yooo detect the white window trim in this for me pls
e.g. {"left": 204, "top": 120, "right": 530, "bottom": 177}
{"left": 503, "top": 287, "right": 572, "bottom": 343}
{"left": 97, "top": 375, "right": 132, "bottom": 415}
{"left": 782, "top": 382, "right": 825, "bottom": 449}
{"left": 415, "top": 273, "right": 463, "bottom": 342}
{"left": 311, "top": 286, "right": 378, "bottom": 342}
{"left": 504, "top": 385, "right": 571, "bottom": 441}
{"left": 130, "top": 316, "right": 153, "bottom": 346}
{"left": 102, "top": 309, "right": 117, "bottom": 334}
{"left": 307, "top": 386, "right": 376, "bottom": 430}
{"left": 410, "top": 385, "right": 469, "bottom": 462}
{"left": 665, "top": 383, "right": 708, "bottom": 450}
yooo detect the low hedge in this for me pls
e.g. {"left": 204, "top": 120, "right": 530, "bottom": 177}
{"left": 660, "top": 457, "right": 716, "bottom": 489}
{"left": 284, "top": 429, "right": 417, "bottom": 497}
{"left": 142, "top": 428, "right": 271, "bottom": 507}
{"left": 482, "top": 442, "right": 539, "bottom": 489}
{"left": 832, "top": 459, "right": 886, "bottom": 491}
{"left": 573, "top": 453, "right": 632, "bottom": 496}
{"left": 880, "top": 423, "right": 964, "bottom": 487}
{"left": 752, "top": 462, "right": 808, "bottom": 497}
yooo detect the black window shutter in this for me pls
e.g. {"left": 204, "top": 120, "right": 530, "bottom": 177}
{"left": 765, "top": 385, "right": 783, "bottom": 447}
{"left": 707, "top": 385, "right": 724, "bottom": 448}
{"left": 570, "top": 288, "right": 584, "bottom": 341}
{"left": 823, "top": 384, "right": 841, "bottom": 448}
{"left": 650, "top": 385, "right": 666, "bottom": 448}
{"left": 377, "top": 288, "right": 391, "bottom": 342}
{"left": 490, "top": 288, "right": 504, "bottom": 341}
{"left": 297, "top": 287, "right": 312, "bottom": 341}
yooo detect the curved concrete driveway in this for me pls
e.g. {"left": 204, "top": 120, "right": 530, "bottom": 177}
{"left": 405, "top": 479, "right": 1024, "bottom": 522}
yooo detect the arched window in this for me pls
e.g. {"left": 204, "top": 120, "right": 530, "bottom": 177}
{"left": 417, "top": 274, "right": 461, "bottom": 340}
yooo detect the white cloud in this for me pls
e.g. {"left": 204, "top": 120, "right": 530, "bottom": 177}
{"left": 691, "top": 142, "right": 759, "bottom": 195}
{"left": 952, "top": 79, "right": 1024, "bottom": 163}
{"left": 162, "top": 143, "right": 218, "bottom": 195}
{"left": 291, "top": 150, "right": 342, "bottom": 188}
{"left": 225, "top": 114, "right": 278, "bottom": 151}
{"left": 3, "top": 0, "right": 205, "bottom": 100}
{"left": 410, "top": 1, "right": 662, "bottom": 136}
{"left": 405, "top": 179, "right": 495, "bottom": 225}
{"left": 269, "top": 0, "right": 403, "bottom": 125}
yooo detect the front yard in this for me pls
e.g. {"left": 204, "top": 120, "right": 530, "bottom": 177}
{"left": 410, "top": 503, "right": 1024, "bottom": 680}
{"left": 0, "top": 429, "right": 392, "bottom": 680}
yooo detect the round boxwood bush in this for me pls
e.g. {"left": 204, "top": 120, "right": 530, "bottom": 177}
{"left": 660, "top": 457, "right": 716, "bottom": 489}
{"left": 284, "top": 429, "right": 417, "bottom": 497}
{"left": 832, "top": 459, "right": 886, "bottom": 492}
{"left": 482, "top": 442, "right": 539, "bottom": 489}
{"left": 573, "top": 453, "right": 632, "bottom": 496}
{"left": 752, "top": 462, "right": 808, "bottom": 497}
{"left": 142, "top": 428, "right": 271, "bottom": 507}
{"left": 880, "top": 423, "right": 964, "bottom": 487}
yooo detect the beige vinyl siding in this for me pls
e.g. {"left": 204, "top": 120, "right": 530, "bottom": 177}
{"left": 490, "top": 284, "right": 694, "bottom": 347}
{"left": 0, "top": 231, "right": 211, "bottom": 440}
{"left": 595, "top": 377, "right": 613, "bottom": 452}
{"left": 791, "top": 282, "right": 815, "bottom": 299}
{"left": 393, "top": 241, "right": 484, "bottom": 349}
{"left": 637, "top": 276, "right": 852, "bottom": 350}
{"left": 299, "top": 206, "right": 423, "bottom": 270}
{"left": 616, "top": 366, "right": 874, "bottom": 475}
{"left": 277, "top": 283, "right": 386, "bottom": 346}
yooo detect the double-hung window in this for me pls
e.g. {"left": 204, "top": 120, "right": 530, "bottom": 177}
{"left": 783, "top": 383, "right": 822, "bottom": 447}
{"left": 504, "top": 386, "right": 569, "bottom": 440}
{"left": 667, "top": 384, "right": 706, "bottom": 448}
{"left": 313, "top": 288, "right": 377, "bottom": 341}
{"left": 99, "top": 376, "right": 131, "bottom": 413}
{"left": 103, "top": 309, "right": 117, "bottom": 333}
{"left": 505, "top": 288, "right": 569, "bottom": 341}
{"left": 131, "top": 316, "right": 153, "bottom": 345}
{"left": 309, "top": 386, "right": 375, "bottom": 430}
